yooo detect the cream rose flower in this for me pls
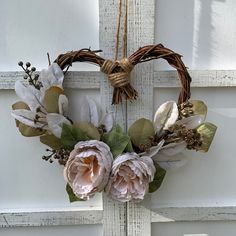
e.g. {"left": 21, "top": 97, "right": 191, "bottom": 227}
{"left": 64, "top": 140, "right": 113, "bottom": 200}
{"left": 106, "top": 153, "right": 156, "bottom": 202}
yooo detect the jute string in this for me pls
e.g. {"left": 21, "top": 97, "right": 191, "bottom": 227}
{"left": 101, "top": 0, "right": 137, "bottom": 104}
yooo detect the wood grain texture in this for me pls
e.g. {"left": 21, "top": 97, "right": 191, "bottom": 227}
{"left": 126, "top": 0, "right": 155, "bottom": 235}
{"left": 0, "top": 210, "right": 103, "bottom": 227}
{"left": 99, "top": 1, "right": 127, "bottom": 235}
{"left": 2, "top": 70, "right": 236, "bottom": 90}
{"left": 151, "top": 206, "right": 236, "bottom": 222}
{"left": 0, "top": 71, "right": 101, "bottom": 90}
{"left": 154, "top": 70, "right": 236, "bottom": 87}
{"left": 3, "top": 206, "right": 236, "bottom": 228}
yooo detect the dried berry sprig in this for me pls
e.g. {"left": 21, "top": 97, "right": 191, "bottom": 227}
{"left": 18, "top": 61, "right": 42, "bottom": 90}
{"left": 42, "top": 148, "right": 70, "bottom": 165}
{"left": 167, "top": 124, "right": 202, "bottom": 150}
{"left": 178, "top": 101, "right": 194, "bottom": 119}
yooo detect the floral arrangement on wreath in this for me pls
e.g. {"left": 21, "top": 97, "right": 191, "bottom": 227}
{"left": 11, "top": 45, "right": 217, "bottom": 203}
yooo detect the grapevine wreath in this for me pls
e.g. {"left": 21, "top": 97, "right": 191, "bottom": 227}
{"left": 11, "top": 44, "right": 217, "bottom": 203}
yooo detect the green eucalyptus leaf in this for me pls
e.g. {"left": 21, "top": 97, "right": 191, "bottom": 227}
{"left": 40, "top": 134, "right": 62, "bottom": 150}
{"left": 113, "top": 124, "right": 123, "bottom": 133}
{"left": 43, "top": 86, "right": 64, "bottom": 113}
{"left": 149, "top": 163, "right": 166, "bottom": 193}
{"left": 128, "top": 118, "right": 155, "bottom": 148}
{"left": 102, "top": 125, "right": 130, "bottom": 158}
{"left": 190, "top": 100, "right": 207, "bottom": 118}
{"left": 74, "top": 122, "right": 100, "bottom": 140}
{"left": 125, "top": 140, "right": 134, "bottom": 152}
{"left": 66, "top": 184, "right": 84, "bottom": 202}
{"left": 18, "top": 122, "right": 45, "bottom": 137}
{"left": 197, "top": 122, "right": 217, "bottom": 152}
{"left": 61, "top": 123, "right": 89, "bottom": 150}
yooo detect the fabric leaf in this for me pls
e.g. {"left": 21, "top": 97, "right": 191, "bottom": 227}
{"left": 40, "top": 133, "right": 62, "bottom": 150}
{"left": 154, "top": 153, "right": 188, "bottom": 170}
{"left": 61, "top": 123, "right": 89, "bottom": 150}
{"left": 154, "top": 101, "right": 178, "bottom": 133}
{"left": 39, "top": 63, "right": 64, "bottom": 92}
{"left": 12, "top": 101, "right": 30, "bottom": 127}
{"left": 18, "top": 123, "right": 45, "bottom": 137}
{"left": 11, "top": 109, "right": 45, "bottom": 128}
{"left": 46, "top": 113, "right": 71, "bottom": 138}
{"left": 102, "top": 125, "right": 130, "bottom": 158}
{"left": 100, "top": 113, "right": 114, "bottom": 132}
{"left": 197, "top": 122, "right": 217, "bottom": 152}
{"left": 149, "top": 163, "right": 166, "bottom": 193}
{"left": 77, "top": 97, "right": 101, "bottom": 126}
{"left": 175, "top": 115, "right": 205, "bottom": 129}
{"left": 128, "top": 118, "right": 155, "bottom": 148}
{"left": 190, "top": 100, "right": 207, "bottom": 118}
{"left": 43, "top": 86, "right": 64, "bottom": 113}
{"left": 66, "top": 184, "right": 85, "bottom": 202}
{"left": 15, "top": 80, "right": 44, "bottom": 111}
{"left": 58, "top": 94, "right": 69, "bottom": 116}
{"left": 160, "top": 141, "right": 186, "bottom": 156}
{"left": 74, "top": 122, "right": 101, "bottom": 140}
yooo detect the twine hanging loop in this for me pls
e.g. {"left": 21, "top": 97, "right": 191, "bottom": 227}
{"left": 101, "top": 58, "right": 133, "bottom": 88}
{"left": 101, "top": 58, "right": 137, "bottom": 104}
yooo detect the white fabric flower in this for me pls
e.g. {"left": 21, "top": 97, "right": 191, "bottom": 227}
{"left": 106, "top": 153, "right": 155, "bottom": 202}
{"left": 12, "top": 63, "right": 70, "bottom": 137}
{"left": 64, "top": 140, "right": 113, "bottom": 200}
{"left": 77, "top": 96, "right": 114, "bottom": 132}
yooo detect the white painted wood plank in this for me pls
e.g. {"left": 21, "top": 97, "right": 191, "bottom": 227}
{"left": 151, "top": 206, "right": 236, "bottom": 222}
{"left": 126, "top": 0, "right": 155, "bottom": 235}
{"left": 0, "top": 71, "right": 101, "bottom": 89}
{"left": 99, "top": 0, "right": 127, "bottom": 235}
{"left": 1, "top": 70, "right": 236, "bottom": 90}
{"left": 0, "top": 210, "right": 103, "bottom": 227}
{"left": 154, "top": 70, "right": 236, "bottom": 87}
{"left": 3, "top": 205, "right": 236, "bottom": 228}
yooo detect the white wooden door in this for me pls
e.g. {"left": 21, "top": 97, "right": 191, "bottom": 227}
{"left": 1, "top": 0, "right": 236, "bottom": 236}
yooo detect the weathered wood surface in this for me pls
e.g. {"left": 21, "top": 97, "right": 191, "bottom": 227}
{"left": 1, "top": 70, "right": 236, "bottom": 90}
{"left": 151, "top": 206, "right": 236, "bottom": 222}
{"left": 0, "top": 71, "right": 101, "bottom": 89}
{"left": 126, "top": 0, "right": 155, "bottom": 235}
{"left": 3, "top": 206, "right": 236, "bottom": 228}
{"left": 99, "top": 0, "right": 127, "bottom": 235}
{"left": 0, "top": 209, "right": 103, "bottom": 227}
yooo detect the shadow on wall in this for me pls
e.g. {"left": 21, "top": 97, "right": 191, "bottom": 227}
{"left": 155, "top": 0, "right": 227, "bottom": 70}
{"left": 192, "top": 0, "right": 226, "bottom": 69}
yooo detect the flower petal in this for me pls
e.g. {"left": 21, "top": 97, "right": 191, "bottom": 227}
{"left": 11, "top": 109, "right": 45, "bottom": 128}
{"left": 175, "top": 115, "right": 205, "bottom": 129}
{"left": 100, "top": 113, "right": 114, "bottom": 132}
{"left": 154, "top": 101, "right": 179, "bottom": 133}
{"left": 153, "top": 153, "right": 187, "bottom": 170}
{"left": 77, "top": 97, "right": 101, "bottom": 126}
{"left": 159, "top": 141, "right": 186, "bottom": 156}
{"left": 15, "top": 80, "right": 44, "bottom": 111}
{"left": 58, "top": 94, "right": 69, "bottom": 116}
{"left": 46, "top": 113, "right": 71, "bottom": 138}
{"left": 39, "top": 63, "right": 64, "bottom": 91}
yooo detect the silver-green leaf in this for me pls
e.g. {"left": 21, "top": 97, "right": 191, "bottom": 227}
{"left": 128, "top": 118, "right": 155, "bottom": 148}
{"left": 197, "top": 122, "right": 217, "bottom": 152}
{"left": 154, "top": 101, "right": 179, "bottom": 133}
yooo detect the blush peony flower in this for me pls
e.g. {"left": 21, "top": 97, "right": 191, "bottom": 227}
{"left": 64, "top": 140, "right": 113, "bottom": 200}
{"left": 106, "top": 153, "right": 156, "bottom": 202}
